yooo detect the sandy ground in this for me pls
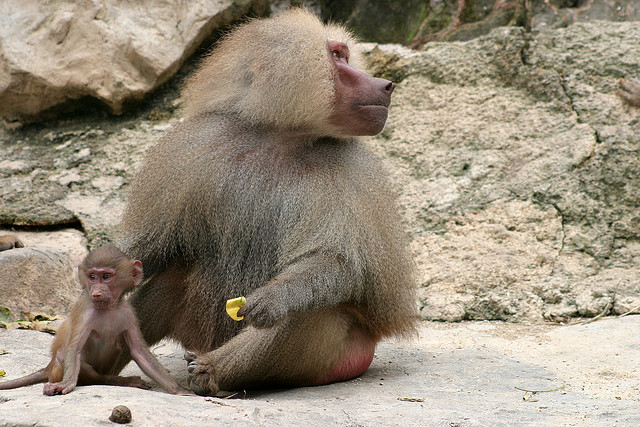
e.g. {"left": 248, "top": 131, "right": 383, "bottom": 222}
{"left": 0, "top": 316, "right": 638, "bottom": 426}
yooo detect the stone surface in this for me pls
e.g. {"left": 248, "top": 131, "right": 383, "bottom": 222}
{"left": 0, "top": 0, "right": 268, "bottom": 123}
{"left": 0, "top": 317, "right": 637, "bottom": 425}
{"left": 0, "top": 247, "right": 80, "bottom": 321}
{"left": 0, "top": 229, "right": 88, "bottom": 267}
{"left": 364, "top": 21, "right": 640, "bottom": 320}
{"left": 317, "top": 0, "right": 640, "bottom": 46}
{"left": 529, "top": 0, "right": 640, "bottom": 30}
{"left": 0, "top": 120, "right": 177, "bottom": 247}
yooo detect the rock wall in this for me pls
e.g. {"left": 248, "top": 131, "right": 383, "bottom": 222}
{"left": 367, "top": 22, "right": 640, "bottom": 320}
{"left": 0, "top": 4, "right": 639, "bottom": 321}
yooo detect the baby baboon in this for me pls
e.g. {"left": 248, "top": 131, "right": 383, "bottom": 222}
{"left": 118, "top": 8, "right": 416, "bottom": 396}
{"left": 0, "top": 244, "right": 193, "bottom": 396}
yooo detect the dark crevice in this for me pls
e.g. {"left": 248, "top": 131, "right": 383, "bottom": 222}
{"left": 531, "top": 192, "right": 566, "bottom": 273}
{"left": 556, "top": 68, "right": 601, "bottom": 165}
{"left": 557, "top": 70, "right": 580, "bottom": 120}
{"left": 0, "top": 219, "right": 85, "bottom": 233}
{"left": 519, "top": 31, "right": 534, "bottom": 66}
{"left": 548, "top": 201, "right": 566, "bottom": 258}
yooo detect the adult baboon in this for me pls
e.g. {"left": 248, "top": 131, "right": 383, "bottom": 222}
{"left": 118, "top": 8, "right": 416, "bottom": 395}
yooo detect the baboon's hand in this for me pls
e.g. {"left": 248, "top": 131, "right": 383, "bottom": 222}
{"left": 237, "top": 286, "right": 288, "bottom": 328}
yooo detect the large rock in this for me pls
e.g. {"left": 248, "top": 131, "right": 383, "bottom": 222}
{"left": 367, "top": 21, "right": 640, "bottom": 320}
{"left": 0, "top": 0, "right": 268, "bottom": 124}
{"left": 0, "top": 247, "right": 80, "bottom": 320}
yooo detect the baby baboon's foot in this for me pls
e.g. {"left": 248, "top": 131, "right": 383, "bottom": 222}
{"left": 117, "top": 375, "right": 151, "bottom": 390}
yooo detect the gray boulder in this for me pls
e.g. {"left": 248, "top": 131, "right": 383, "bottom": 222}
{"left": 366, "top": 22, "right": 640, "bottom": 320}
{"left": 0, "top": 247, "right": 79, "bottom": 321}
{"left": 0, "top": 0, "right": 268, "bottom": 124}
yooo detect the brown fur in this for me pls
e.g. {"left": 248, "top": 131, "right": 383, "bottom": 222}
{"left": 182, "top": 9, "right": 367, "bottom": 134}
{"left": 117, "top": 8, "right": 416, "bottom": 396}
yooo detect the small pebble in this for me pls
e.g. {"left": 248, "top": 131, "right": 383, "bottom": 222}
{"left": 109, "top": 405, "right": 132, "bottom": 424}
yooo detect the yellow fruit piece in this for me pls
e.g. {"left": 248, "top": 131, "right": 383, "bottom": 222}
{"left": 226, "top": 296, "right": 246, "bottom": 321}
